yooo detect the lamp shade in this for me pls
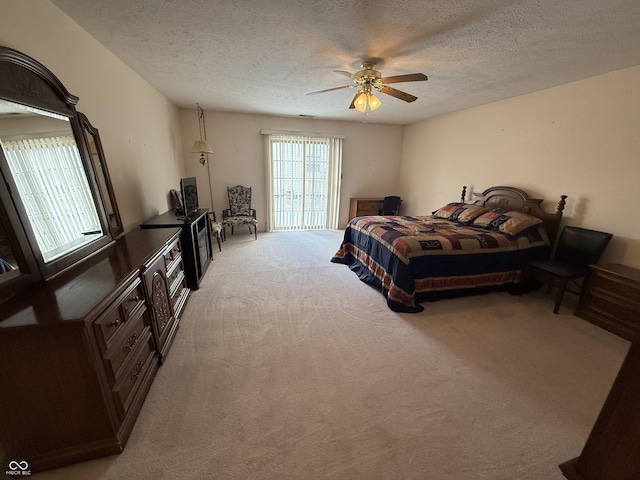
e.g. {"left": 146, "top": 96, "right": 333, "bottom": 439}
{"left": 354, "top": 92, "right": 368, "bottom": 112}
{"left": 191, "top": 140, "right": 213, "bottom": 154}
{"left": 354, "top": 91, "right": 382, "bottom": 113}
{"left": 368, "top": 94, "right": 382, "bottom": 110}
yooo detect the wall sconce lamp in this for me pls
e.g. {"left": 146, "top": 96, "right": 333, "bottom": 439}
{"left": 192, "top": 103, "right": 215, "bottom": 211}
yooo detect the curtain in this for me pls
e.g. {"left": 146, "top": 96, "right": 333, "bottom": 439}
{"left": 264, "top": 132, "right": 342, "bottom": 231}
{"left": 2, "top": 136, "right": 101, "bottom": 262}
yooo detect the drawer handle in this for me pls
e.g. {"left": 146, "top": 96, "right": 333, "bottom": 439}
{"left": 123, "top": 333, "right": 139, "bottom": 352}
{"left": 131, "top": 360, "right": 145, "bottom": 380}
{"left": 110, "top": 318, "right": 121, "bottom": 328}
{"left": 122, "top": 296, "right": 140, "bottom": 315}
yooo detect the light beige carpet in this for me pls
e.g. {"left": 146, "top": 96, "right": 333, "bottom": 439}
{"left": 36, "top": 230, "right": 629, "bottom": 479}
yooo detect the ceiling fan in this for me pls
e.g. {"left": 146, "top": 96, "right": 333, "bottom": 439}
{"left": 308, "top": 61, "right": 428, "bottom": 112}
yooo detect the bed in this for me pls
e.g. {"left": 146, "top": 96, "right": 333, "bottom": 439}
{"left": 331, "top": 186, "right": 567, "bottom": 312}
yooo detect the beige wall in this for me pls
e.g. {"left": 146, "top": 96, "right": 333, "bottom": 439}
{"left": 178, "top": 110, "right": 404, "bottom": 230}
{"left": 400, "top": 65, "right": 640, "bottom": 268}
{"left": 0, "top": 0, "right": 185, "bottom": 231}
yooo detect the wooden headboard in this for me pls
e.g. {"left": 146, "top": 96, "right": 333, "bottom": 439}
{"left": 461, "top": 185, "right": 567, "bottom": 243}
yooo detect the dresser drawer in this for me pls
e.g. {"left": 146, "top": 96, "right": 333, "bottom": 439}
{"left": 93, "top": 278, "right": 145, "bottom": 352}
{"left": 581, "top": 292, "right": 640, "bottom": 328}
{"left": 167, "top": 261, "right": 184, "bottom": 289}
{"left": 102, "top": 309, "right": 151, "bottom": 386}
{"left": 120, "top": 284, "right": 144, "bottom": 321}
{"left": 163, "top": 241, "right": 182, "bottom": 269}
{"left": 112, "top": 331, "right": 156, "bottom": 419}
{"left": 591, "top": 274, "right": 640, "bottom": 306}
{"left": 171, "top": 276, "right": 187, "bottom": 302}
{"left": 357, "top": 201, "right": 380, "bottom": 215}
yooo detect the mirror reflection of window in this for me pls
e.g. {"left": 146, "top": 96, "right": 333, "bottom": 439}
{"left": 0, "top": 217, "right": 17, "bottom": 276}
{"left": 87, "top": 130, "right": 116, "bottom": 226}
{"left": 0, "top": 100, "right": 103, "bottom": 264}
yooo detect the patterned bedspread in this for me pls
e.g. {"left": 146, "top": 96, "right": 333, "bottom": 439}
{"left": 331, "top": 215, "right": 550, "bottom": 312}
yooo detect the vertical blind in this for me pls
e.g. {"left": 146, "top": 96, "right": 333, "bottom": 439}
{"left": 264, "top": 133, "right": 342, "bottom": 231}
{"left": 2, "top": 135, "right": 101, "bottom": 262}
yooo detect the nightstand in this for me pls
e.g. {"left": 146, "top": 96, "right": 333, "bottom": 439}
{"left": 575, "top": 263, "right": 640, "bottom": 341}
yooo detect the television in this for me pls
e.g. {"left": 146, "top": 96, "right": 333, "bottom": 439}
{"left": 180, "top": 176, "right": 199, "bottom": 217}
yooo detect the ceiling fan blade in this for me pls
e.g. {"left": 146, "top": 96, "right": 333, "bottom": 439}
{"left": 334, "top": 70, "right": 356, "bottom": 79}
{"left": 307, "top": 85, "right": 353, "bottom": 95}
{"left": 380, "top": 73, "right": 428, "bottom": 84}
{"left": 378, "top": 86, "right": 418, "bottom": 103}
{"left": 348, "top": 92, "right": 360, "bottom": 109}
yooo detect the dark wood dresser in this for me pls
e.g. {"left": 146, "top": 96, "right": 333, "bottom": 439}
{"left": 141, "top": 209, "right": 212, "bottom": 290}
{"left": 575, "top": 263, "right": 640, "bottom": 341}
{"left": 0, "top": 227, "right": 189, "bottom": 471}
{"left": 560, "top": 338, "right": 639, "bottom": 480}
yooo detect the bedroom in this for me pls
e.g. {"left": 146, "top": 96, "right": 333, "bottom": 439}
{"left": 1, "top": 1, "right": 638, "bottom": 262}
{"left": 1, "top": 0, "right": 640, "bottom": 478}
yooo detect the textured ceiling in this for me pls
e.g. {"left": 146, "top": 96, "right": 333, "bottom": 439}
{"left": 51, "top": 0, "right": 640, "bottom": 125}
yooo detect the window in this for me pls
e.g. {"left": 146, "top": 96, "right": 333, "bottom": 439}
{"left": 264, "top": 132, "right": 343, "bottom": 231}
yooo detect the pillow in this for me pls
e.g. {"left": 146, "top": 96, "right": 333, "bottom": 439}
{"left": 473, "top": 209, "right": 543, "bottom": 235}
{"left": 496, "top": 211, "right": 543, "bottom": 236}
{"left": 472, "top": 208, "right": 507, "bottom": 229}
{"left": 454, "top": 204, "right": 489, "bottom": 224}
{"left": 432, "top": 202, "right": 465, "bottom": 219}
{"left": 432, "top": 203, "right": 488, "bottom": 223}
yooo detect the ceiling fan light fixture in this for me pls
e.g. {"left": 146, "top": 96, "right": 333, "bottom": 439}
{"left": 368, "top": 93, "right": 382, "bottom": 111}
{"left": 354, "top": 92, "right": 368, "bottom": 112}
{"left": 354, "top": 91, "right": 382, "bottom": 112}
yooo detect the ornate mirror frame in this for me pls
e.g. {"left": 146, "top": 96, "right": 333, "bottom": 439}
{"left": 0, "top": 46, "right": 122, "bottom": 298}
{"left": 78, "top": 111, "right": 124, "bottom": 238}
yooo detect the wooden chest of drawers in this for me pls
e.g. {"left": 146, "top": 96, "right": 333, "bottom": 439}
{"left": 349, "top": 198, "right": 383, "bottom": 222}
{"left": 0, "top": 228, "right": 189, "bottom": 471}
{"left": 575, "top": 263, "right": 640, "bottom": 341}
{"left": 144, "top": 235, "right": 189, "bottom": 362}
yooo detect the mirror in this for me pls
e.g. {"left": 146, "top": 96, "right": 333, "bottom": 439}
{"left": 0, "top": 46, "right": 118, "bottom": 296}
{"left": 79, "top": 112, "right": 123, "bottom": 238}
{"left": 0, "top": 214, "right": 19, "bottom": 278}
{"left": 0, "top": 100, "right": 104, "bottom": 262}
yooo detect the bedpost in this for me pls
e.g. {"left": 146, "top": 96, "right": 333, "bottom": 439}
{"left": 556, "top": 195, "right": 567, "bottom": 215}
{"left": 461, "top": 186, "right": 467, "bottom": 203}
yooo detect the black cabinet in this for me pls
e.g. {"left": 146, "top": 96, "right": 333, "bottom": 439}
{"left": 140, "top": 209, "right": 212, "bottom": 290}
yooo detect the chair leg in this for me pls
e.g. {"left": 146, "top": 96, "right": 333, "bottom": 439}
{"left": 216, "top": 234, "right": 221, "bottom": 252}
{"left": 553, "top": 279, "right": 568, "bottom": 314}
{"left": 254, "top": 225, "right": 257, "bottom": 240}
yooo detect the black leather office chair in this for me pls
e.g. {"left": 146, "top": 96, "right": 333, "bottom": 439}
{"left": 379, "top": 196, "right": 401, "bottom": 215}
{"left": 523, "top": 226, "right": 613, "bottom": 313}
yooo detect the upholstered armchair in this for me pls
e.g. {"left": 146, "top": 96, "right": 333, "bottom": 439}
{"left": 222, "top": 185, "right": 258, "bottom": 240}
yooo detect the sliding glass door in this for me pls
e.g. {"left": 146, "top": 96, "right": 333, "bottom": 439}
{"left": 265, "top": 133, "right": 342, "bottom": 231}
